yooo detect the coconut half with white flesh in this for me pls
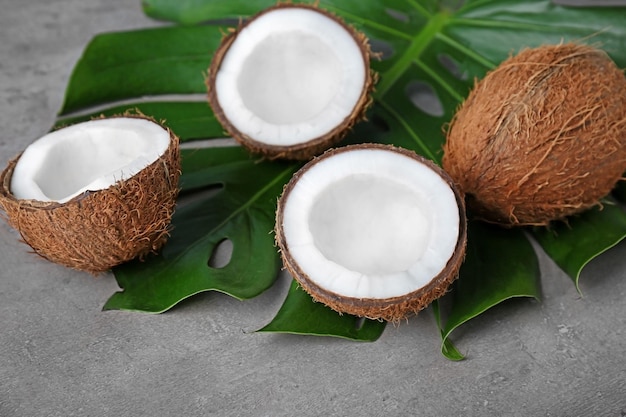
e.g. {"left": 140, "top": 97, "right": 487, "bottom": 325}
{"left": 207, "top": 4, "right": 376, "bottom": 160}
{"left": 275, "top": 144, "right": 467, "bottom": 322}
{"left": 0, "top": 115, "right": 180, "bottom": 273}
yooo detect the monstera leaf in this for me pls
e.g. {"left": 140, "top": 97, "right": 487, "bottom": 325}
{"left": 55, "top": 0, "right": 626, "bottom": 359}
{"left": 102, "top": 146, "right": 297, "bottom": 312}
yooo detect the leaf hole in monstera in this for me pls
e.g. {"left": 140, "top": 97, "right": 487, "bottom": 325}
{"left": 369, "top": 38, "right": 394, "bottom": 60}
{"left": 355, "top": 316, "right": 366, "bottom": 330}
{"left": 437, "top": 53, "right": 468, "bottom": 81}
{"left": 405, "top": 80, "right": 444, "bottom": 117}
{"left": 208, "top": 238, "right": 233, "bottom": 269}
{"left": 384, "top": 8, "right": 409, "bottom": 23}
{"left": 176, "top": 183, "right": 225, "bottom": 210}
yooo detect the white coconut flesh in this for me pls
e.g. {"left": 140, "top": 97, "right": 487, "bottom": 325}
{"left": 281, "top": 148, "right": 461, "bottom": 299}
{"left": 10, "top": 118, "right": 170, "bottom": 203}
{"left": 215, "top": 7, "right": 367, "bottom": 146}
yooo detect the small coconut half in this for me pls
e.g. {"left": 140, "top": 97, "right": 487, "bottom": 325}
{"left": 275, "top": 144, "right": 467, "bottom": 322}
{"left": 0, "top": 115, "right": 180, "bottom": 273}
{"left": 207, "top": 3, "right": 376, "bottom": 160}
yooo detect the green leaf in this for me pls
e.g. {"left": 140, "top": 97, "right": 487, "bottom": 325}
{"left": 56, "top": 101, "right": 224, "bottom": 142}
{"left": 143, "top": 0, "right": 278, "bottom": 25}
{"left": 103, "top": 147, "right": 298, "bottom": 312}
{"left": 431, "top": 300, "right": 464, "bottom": 361}
{"left": 532, "top": 201, "right": 626, "bottom": 293}
{"left": 258, "top": 280, "right": 387, "bottom": 342}
{"left": 438, "top": 221, "right": 541, "bottom": 360}
{"left": 51, "top": 0, "right": 626, "bottom": 346}
{"left": 59, "top": 25, "right": 225, "bottom": 115}
{"left": 448, "top": 0, "right": 626, "bottom": 68}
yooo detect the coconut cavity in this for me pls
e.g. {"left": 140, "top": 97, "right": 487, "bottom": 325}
{"left": 276, "top": 144, "right": 467, "bottom": 322}
{"left": 443, "top": 43, "right": 626, "bottom": 226}
{"left": 207, "top": 4, "right": 375, "bottom": 160}
{"left": 0, "top": 115, "right": 180, "bottom": 273}
{"left": 11, "top": 117, "right": 171, "bottom": 203}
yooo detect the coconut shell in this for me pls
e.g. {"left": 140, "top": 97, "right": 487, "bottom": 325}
{"left": 206, "top": 3, "right": 377, "bottom": 161}
{"left": 0, "top": 115, "right": 180, "bottom": 273}
{"left": 275, "top": 144, "right": 467, "bottom": 322}
{"left": 442, "top": 43, "right": 626, "bottom": 226}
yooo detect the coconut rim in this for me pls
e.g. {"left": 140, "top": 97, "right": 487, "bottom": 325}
{"left": 0, "top": 114, "right": 181, "bottom": 272}
{"left": 0, "top": 114, "right": 180, "bottom": 212}
{"left": 275, "top": 143, "right": 468, "bottom": 321}
{"left": 206, "top": 3, "right": 376, "bottom": 160}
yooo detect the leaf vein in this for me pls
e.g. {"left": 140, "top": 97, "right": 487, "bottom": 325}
{"left": 378, "top": 100, "right": 437, "bottom": 161}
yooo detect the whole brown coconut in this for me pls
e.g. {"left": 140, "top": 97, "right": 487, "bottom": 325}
{"left": 442, "top": 43, "right": 626, "bottom": 226}
{"left": 0, "top": 115, "right": 180, "bottom": 273}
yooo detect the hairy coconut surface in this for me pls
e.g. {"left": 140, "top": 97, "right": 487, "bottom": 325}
{"left": 443, "top": 43, "right": 626, "bottom": 226}
{"left": 276, "top": 144, "right": 467, "bottom": 322}
{"left": 0, "top": 115, "right": 180, "bottom": 273}
{"left": 207, "top": 3, "right": 376, "bottom": 160}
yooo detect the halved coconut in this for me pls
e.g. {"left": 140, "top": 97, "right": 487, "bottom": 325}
{"left": 0, "top": 115, "right": 180, "bottom": 273}
{"left": 207, "top": 3, "right": 376, "bottom": 160}
{"left": 275, "top": 144, "right": 467, "bottom": 322}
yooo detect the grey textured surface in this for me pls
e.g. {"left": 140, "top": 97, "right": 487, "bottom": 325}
{"left": 1, "top": 1, "right": 626, "bottom": 416}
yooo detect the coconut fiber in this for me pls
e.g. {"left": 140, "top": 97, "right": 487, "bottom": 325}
{"left": 443, "top": 43, "right": 626, "bottom": 226}
{"left": 0, "top": 117, "right": 180, "bottom": 273}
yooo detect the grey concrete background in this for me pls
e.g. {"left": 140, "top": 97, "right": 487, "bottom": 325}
{"left": 1, "top": 1, "right": 625, "bottom": 416}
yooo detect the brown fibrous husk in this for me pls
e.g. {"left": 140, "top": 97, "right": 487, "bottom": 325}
{"left": 275, "top": 144, "right": 467, "bottom": 323}
{"left": 206, "top": 3, "right": 377, "bottom": 161}
{"left": 0, "top": 114, "right": 181, "bottom": 273}
{"left": 442, "top": 43, "right": 626, "bottom": 226}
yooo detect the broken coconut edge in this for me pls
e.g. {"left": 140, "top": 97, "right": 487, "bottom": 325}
{"left": 275, "top": 143, "right": 468, "bottom": 322}
{"left": 0, "top": 113, "right": 181, "bottom": 274}
{"left": 206, "top": 3, "right": 377, "bottom": 161}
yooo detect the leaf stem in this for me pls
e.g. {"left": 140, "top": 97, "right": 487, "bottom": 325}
{"left": 437, "top": 33, "right": 496, "bottom": 69}
{"left": 405, "top": 0, "right": 433, "bottom": 19}
{"left": 414, "top": 59, "right": 464, "bottom": 102}
{"left": 375, "top": 11, "right": 450, "bottom": 98}
{"left": 323, "top": 6, "right": 412, "bottom": 41}
{"left": 377, "top": 100, "right": 438, "bottom": 162}
{"left": 451, "top": 17, "right": 569, "bottom": 33}
{"left": 224, "top": 164, "right": 297, "bottom": 227}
